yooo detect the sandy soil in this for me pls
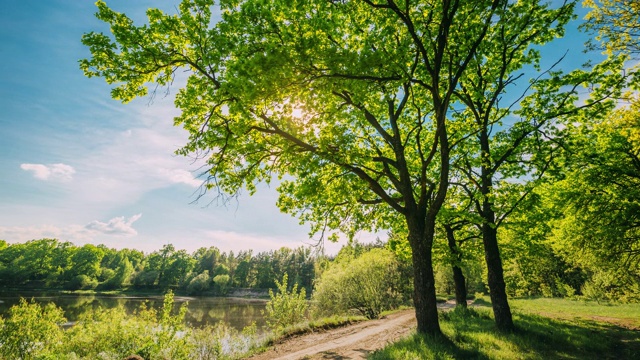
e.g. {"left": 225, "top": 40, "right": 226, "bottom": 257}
{"left": 247, "top": 309, "right": 419, "bottom": 360}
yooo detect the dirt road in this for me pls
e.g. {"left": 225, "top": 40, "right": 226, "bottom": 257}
{"left": 247, "top": 309, "right": 418, "bottom": 360}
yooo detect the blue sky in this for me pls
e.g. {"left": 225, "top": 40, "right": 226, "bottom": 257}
{"left": 0, "top": 1, "right": 595, "bottom": 254}
{"left": 0, "top": 0, "right": 334, "bottom": 254}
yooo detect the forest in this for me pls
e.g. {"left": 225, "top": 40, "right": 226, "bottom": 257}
{"left": 0, "top": 239, "right": 315, "bottom": 295}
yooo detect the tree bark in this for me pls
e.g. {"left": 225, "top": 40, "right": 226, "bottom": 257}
{"left": 445, "top": 225, "right": 467, "bottom": 308}
{"left": 408, "top": 219, "right": 441, "bottom": 336}
{"left": 482, "top": 216, "right": 514, "bottom": 331}
{"left": 479, "top": 126, "right": 514, "bottom": 332}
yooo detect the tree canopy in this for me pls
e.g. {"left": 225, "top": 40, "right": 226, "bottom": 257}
{"left": 80, "top": 0, "right": 627, "bottom": 334}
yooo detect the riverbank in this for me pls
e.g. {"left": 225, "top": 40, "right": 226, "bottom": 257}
{"left": 0, "top": 286, "right": 270, "bottom": 299}
{"left": 0, "top": 290, "right": 269, "bottom": 330}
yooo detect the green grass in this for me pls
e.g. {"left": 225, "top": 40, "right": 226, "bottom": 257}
{"left": 507, "top": 297, "right": 640, "bottom": 329}
{"left": 370, "top": 298, "right": 640, "bottom": 359}
{"left": 268, "top": 315, "right": 367, "bottom": 341}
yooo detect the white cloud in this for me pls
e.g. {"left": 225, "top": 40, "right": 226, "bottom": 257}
{"left": 85, "top": 214, "right": 143, "bottom": 236}
{"left": 0, "top": 224, "right": 94, "bottom": 244}
{"left": 20, "top": 163, "right": 75, "bottom": 181}
{"left": 201, "top": 230, "right": 306, "bottom": 253}
{"left": 159, "top": 168, "right": 203, "bottom": 188}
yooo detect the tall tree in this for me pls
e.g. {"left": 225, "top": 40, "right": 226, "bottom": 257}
{"left": 583, "top": 0, "right": 640, "bottom": 56}
{"left": 449, "top": 0, "right": 626, "bottom": 329}
{"left": 81, "top": 0, "right": 594, "bottom": 334}
{"left": 547, "top": 105, "right": 640, "bottom": 290}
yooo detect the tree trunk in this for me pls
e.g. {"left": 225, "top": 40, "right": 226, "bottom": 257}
{"left": 445, "top": 225, "right": 467, "bottom": 308}
{"left": 408, "top": 221, "right": 442, "bottom": 336}
{"left": 480, "top": 130, "right": 514, "bottom": 332}
{"left": 482, "top": 206, "right": 514, "bottom": 332}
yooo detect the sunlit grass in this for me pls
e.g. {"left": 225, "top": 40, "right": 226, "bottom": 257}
{"left": 370, "top": 298, "right": 640, "bottom": 359}
{"left": 507, "top": 296, "right": 640, "bottom": 329}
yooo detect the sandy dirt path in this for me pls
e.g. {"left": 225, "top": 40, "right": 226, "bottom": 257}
{"left": 246, "top": 309, "right": 418, "bottom": 360}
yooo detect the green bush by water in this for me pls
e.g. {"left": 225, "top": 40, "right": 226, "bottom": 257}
{"left": 0, "top": 291, "right": 265, "bottom": 360}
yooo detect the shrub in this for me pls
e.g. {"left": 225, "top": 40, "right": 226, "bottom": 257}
{"left": 313, "top": 248, "right": 402, "bottom": 319}
{"left": 213, "top": 274, "right": 230, "bottom": 294}
{"left": 186, "top": 270, "right": 211, "bottom": 294}
{"left": 67, "top": 274, "right": 99, "bottom": 290}
{"left": 64, "top": 291, "right": 191, "bottom": 359}
{"left": 264, "top": 273, "right": 308, "bottom": 331}
{"left": 0, "top": 298, "right": 66, "bottom": 360}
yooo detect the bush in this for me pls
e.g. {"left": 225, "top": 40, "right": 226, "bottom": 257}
{"left": 0, "top": 298, "right": 66, "bottom": 359}
{"left": 64, "top": 291, "right": 191, "bottom": 359}
{"left": 313, "top": 248, "right": 402, "bottom": 319}
{"left": 213, "top": 274, "right": 230, "bottom": 295}
{"left": 264, "top": 273, "right": 308, "bottom": 331}
{"left": 0, "top": 292, "right": 265, "bottom": 360}
{"left": 67, "top": 274, "right": 99, "bottom": 290}
{"left": 132, "top": 270, "right": 159, "bottom": 288}
{"left": 186, "top": 270, "right": 211, "bottom": 295}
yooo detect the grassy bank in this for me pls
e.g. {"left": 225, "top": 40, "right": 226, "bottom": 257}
{"left": 370, "top": 297, "right": 640, "bottom": 359}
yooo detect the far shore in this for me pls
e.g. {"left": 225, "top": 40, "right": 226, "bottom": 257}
{"left": 0, "top": 286, "right": 270, "bottom": 299}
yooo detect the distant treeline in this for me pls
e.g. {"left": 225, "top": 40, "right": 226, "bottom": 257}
{"left": 0, "top": 239, "right": 315, "bottom": 295}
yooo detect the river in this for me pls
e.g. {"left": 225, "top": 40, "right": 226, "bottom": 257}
{"left": 0, "top": 292, "right": 267, "bottom": 330}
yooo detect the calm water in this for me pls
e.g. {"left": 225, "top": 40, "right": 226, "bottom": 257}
{"left": 0, "top": 292, "right": 267, "bottom": 330}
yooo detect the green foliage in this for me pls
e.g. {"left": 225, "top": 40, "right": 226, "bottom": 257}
{"left": 0, "top": 298, "right": 65, "bottom": 360}
{"left": 80, "top": 0, "right": 606, "bottom": 335}
{"left": 66, "top": 274, "right": 99, "bottom": 291}
{"left": 434, "top": 264, "right": 455, "bottom": 295}
{"left": 102, "top": 255, "right": 134, "bottom": 290}
{"left": 0, "top": 240, "right": 317, "bottom": 295}
{"left": 264, "top": 273, "right": 308, "bottom": 331}
{"left": 582, "top": 0, "right": 640, "bottom": 56}
{"left": 313, "top": 248, "right": 404, "bottom": 319}
{"left": 0, "top": 292, "right": 269, "bottom": 360}
{"left": 213, "top": 274, "right": 230, "bottom": 295}
{"left": 186, "top": 270, "right": 211, "bottom": 295}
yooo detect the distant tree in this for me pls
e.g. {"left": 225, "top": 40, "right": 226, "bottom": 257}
{"left": 67, "top": 244, "right": 105, "bottom": 281}
{"left": 162, "top": 249, "right": 196, "bottom": 288}
{"left": 192, "top": 246, "right": 221, "bottom": 275}
{"left": 232, "top": 250, "right": 253, "bottom": 288}
{"left": 212, "top": 274, "right": 230, "bottom": 295}
{"left": 103, "top": 253, "right": 135, "bottom": 289}
{"left": 186, "top": 270, "right": 211, "bottom": 295}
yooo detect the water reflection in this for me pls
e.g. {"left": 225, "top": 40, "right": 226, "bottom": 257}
{"left": 0, "top": 292, "right": 266, "bottom": 331}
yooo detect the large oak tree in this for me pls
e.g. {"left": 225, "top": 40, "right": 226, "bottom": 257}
{"left": 81, "top": 0, "right": 606, "bottom": 334}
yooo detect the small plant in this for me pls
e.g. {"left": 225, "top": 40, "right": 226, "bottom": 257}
{"left": 0, "top": 298, "right": 66, "bottom": 360}
{"left": 264, "top": 273, "right": 308, "bottom": 331}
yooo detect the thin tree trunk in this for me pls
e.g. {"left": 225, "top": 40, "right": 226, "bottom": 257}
{"left": 482, "top": 202, "right": 514, "bottom": 331}
{"left": 445, "top": 225, "right": 467, "bottom": 308}
{"left": 408, "top": 220, "right": 441, "bottom": 336}
{"left": 480, "top": 129, "right": 514, "bottom": 332}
